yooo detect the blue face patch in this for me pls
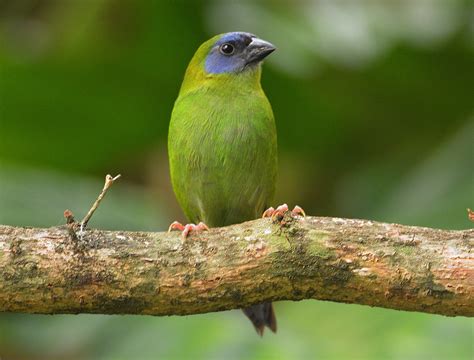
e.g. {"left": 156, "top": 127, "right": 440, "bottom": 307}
{"left": 205, "top": 32, "right": 256, "bottom": 74}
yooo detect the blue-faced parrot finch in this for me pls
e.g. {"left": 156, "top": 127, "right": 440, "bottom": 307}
{"left": 168, "top": 32, "right": 300, "bottom": 335}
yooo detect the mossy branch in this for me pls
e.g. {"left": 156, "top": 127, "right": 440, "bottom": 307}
{"left": 0, "top": 216, "right": 472, "bottom": 317}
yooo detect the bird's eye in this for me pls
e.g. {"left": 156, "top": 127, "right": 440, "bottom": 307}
{"left": 219, "top": 43, "right": 234, "bottom": 55}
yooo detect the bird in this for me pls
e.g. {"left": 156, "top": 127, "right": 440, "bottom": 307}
{"left": 167, "top": 32, "right": 303, "bottom": 336}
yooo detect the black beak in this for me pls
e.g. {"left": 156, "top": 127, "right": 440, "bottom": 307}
{"left": 245, "top": 37, "right": 276, "bottom": 65}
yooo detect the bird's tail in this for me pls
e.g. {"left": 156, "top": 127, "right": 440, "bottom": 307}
{"left": 242, "top": 302, "right": 277, "bottom": 336}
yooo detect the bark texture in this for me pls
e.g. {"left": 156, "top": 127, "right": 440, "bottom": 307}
{"left": 0, "top": 216, "right": 472, "bottom": 317}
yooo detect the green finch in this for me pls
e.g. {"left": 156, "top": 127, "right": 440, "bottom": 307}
{"left": 168, "top": 32, "right": 303, "bottom": 336}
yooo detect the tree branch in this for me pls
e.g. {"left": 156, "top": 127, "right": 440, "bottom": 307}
{"left": 0, "top": 216, "right": 472, "bottom": 317}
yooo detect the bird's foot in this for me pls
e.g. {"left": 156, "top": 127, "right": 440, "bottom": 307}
{"left": 262, "top": 203, "right": 306, "bottom": 220}
{"left": 168, "top": 221, "right": 209, "bottom": 241}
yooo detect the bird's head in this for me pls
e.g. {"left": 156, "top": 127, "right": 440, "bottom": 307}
{"left": 203, "top": 32, "right": 276, "bottom": 74}
{"left": 180, "top": 32, "right": 276, "bottom": 92}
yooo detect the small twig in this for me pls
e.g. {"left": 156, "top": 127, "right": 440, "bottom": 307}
{"left": 80, "top": 174, "right": 121, "bottom": 230}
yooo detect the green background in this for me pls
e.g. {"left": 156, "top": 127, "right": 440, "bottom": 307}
{"left": 0, "top": 1, "right": 472, "bottom": 359}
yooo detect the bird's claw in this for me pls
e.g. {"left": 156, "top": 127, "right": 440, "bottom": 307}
{"left": 168, "top": 221, "right": 185, "bottom": 232}
{"left": 262, "top": 207, "right": 276, "bottom": 218}
{"left": 291, "top": 205, "right": 306, "bottom": 217}
{"left": 262, "top": 203, "right": 289, "bottom": 219}
{"left": 168, "top": 221, "right": 209, "bottom": 241}
{"left": 262, "top": 203, "right": 306, "bottom": 220}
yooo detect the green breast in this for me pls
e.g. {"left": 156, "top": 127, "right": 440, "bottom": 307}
{"left": 168, "top": 86, "right": 277, "bottom": 227}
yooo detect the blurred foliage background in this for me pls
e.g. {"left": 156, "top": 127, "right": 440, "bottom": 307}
{"left": 0, "top": 0, "right": 473, "bottom": 359}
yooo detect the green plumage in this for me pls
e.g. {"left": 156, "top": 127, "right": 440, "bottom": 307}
{"left": 168, "top": 33, "right": 278, "bottom": 335}
{"left": 168, "top": 35, "right": 277, "bottom": 228}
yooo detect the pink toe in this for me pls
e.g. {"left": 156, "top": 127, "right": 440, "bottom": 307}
{"left": 275, "top": 204, "right": 289, "bottom": 213}
{"left": 262, "top": 207, "right": 275, "bottom": 218}
{"left": 182, "top": 223, "right": 195, "bottom": 238}
{"left": 197, "top": 222, "right": 209, "bottom": 231}
{"left": 292, "top": 205, "right": 306, "bottom": 217}
{"left": 168, "top": 221, "right": 184, "bottom": 232}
